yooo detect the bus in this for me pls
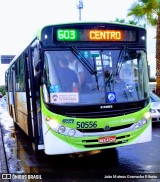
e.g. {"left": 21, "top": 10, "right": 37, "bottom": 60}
{"left": 5, "top": 22, "right": 151, "bottom": 155}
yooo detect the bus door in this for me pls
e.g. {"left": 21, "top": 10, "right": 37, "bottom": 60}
{"left": 21, "top": 52, "right": 34, "bottom": 142}
{"left": 10, "top": 65, "right": 16, "bottom": 123}
{"left": 6, "top": 70, "right": 12, "bottom": 117}
{"left": 27, "top": 47, "right": 41, "bottom": 151}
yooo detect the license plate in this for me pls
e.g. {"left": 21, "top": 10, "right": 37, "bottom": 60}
{"left": 98, "top": 136, "right": 116, "bottom": 143}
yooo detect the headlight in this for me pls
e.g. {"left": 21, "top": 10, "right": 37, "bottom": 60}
{"left": 134, "top": 122, "right": 141, "bottom": 129}
{"left": 46, "top": 118, "right": 59, "bottom": 130}
{"left": 68, "top": 129, "right": 76, "bottom": 136}
{"left": 150, "top": 109, "right": 156, "bottom": 113}
{"left": 141, "top": 118, "right": 147, "bottom": 125}
{"left": 58, "top": 126, "right": 66, "bottom": 134}
{"left": 144, "top": 112, "right": 151, "bottom": 119}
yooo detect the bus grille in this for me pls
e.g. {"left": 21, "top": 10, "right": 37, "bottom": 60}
{"left": 66, "top": 107, "right": 141, "bottom": 118}
{"left": 82, "top": 135, "right": 130, "bottom": 148}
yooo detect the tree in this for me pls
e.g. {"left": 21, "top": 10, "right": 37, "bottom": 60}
{"left": 128, "top": 0, "right": 160, "bottom": 96}
{"left": 114, "top": 17, "right": 145, "bottom": 26}
{"left": 0, "top": 86, "right": 6, "bottom": 96}
{"left": 115, "top": 18, "right": 125, "bottom": 23}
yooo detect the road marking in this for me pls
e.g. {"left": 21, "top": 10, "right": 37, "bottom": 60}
{"left": 153, "top": 134, "right": 160, "bottom": 138}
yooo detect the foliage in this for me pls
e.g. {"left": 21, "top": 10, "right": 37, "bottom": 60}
{"left": 114, "top": 18, "right": 145, "bottom": 27}
{"left": 127, "top": 0, "right": 160, "bottom": 96}
{"left": 127, "top": 0, "right": 159, "bottom": 26}
{"left": 149, "top": 77, "right": 156, "bottom": 82}
{"left": 0, "top": 86, "right": 6, "bottom": 96}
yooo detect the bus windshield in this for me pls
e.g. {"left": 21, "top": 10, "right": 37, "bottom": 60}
{"left": 42, "top": 49, "right": 149, "bottom": 105}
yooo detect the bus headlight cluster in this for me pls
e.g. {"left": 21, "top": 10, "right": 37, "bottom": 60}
{"left": 133, "top": 112, "right": 151, "bottom": 130}
{"left": 45, "top": 116, "right": 76, "bottom": 136}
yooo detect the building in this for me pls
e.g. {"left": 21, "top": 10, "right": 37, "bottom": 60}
{"left": 0, "top": 55, "right": 15, "bottom": 85}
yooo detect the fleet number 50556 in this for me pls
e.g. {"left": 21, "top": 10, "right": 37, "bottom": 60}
{"left": 76, "top": 121, "right": 97, "bottom": 129}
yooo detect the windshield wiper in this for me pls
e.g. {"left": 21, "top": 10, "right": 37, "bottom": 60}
{"left": 70, "top": 46, "right": 97, "bottom": 75}
{"left": 116, "top": 46, "right": 128, "bottom": 76}
{"left": 105, "top": 47, "right": 128, "bottom": 91}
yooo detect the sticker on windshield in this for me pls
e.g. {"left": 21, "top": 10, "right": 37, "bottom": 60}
{"left": 81, "top": 51, "right": 89, "bottom": 58}
{"left": 49, "top": 84, "right": 61, "bottom": 93}
{"left": 90, "top": 51, "right": 100, "bottom": 57}
{"left": 50, "top": 92, "right": 79, "bottom": 103}
{"left": 106, "top": 92, "right": 116, "bottom": 102}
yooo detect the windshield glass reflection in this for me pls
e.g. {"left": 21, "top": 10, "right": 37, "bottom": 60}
{"left": 42, "top": 49, "right": 149, "bottom": 105}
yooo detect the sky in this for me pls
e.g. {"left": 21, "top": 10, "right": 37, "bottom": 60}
{"left": 0, "top": 0, "right": 156, "bottom": 84}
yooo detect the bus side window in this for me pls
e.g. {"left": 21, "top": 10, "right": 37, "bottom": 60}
{"left": 34, "top": 62, "right": 41, "bottom": 100}
{"left": 43, "top": 55, "right": 50, "bottom": 88}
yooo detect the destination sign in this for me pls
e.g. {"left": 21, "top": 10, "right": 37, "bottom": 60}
{"left": 55, "top": 28, "right": 137, "bottom": 42}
